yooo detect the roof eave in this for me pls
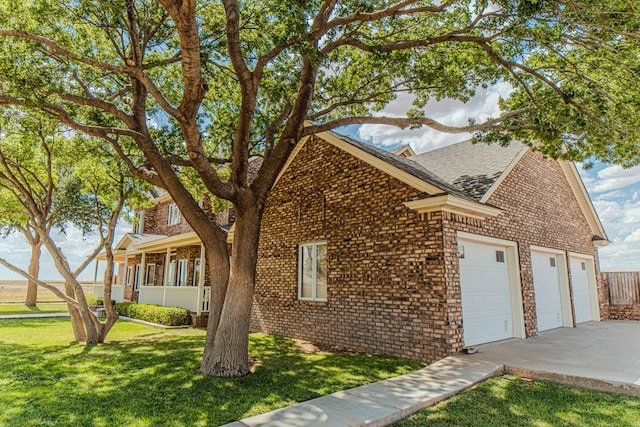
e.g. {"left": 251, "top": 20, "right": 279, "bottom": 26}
{"left": 404, "top": 194, "right": 502, "bottom": 220}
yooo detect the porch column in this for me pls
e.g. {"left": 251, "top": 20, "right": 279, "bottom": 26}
{"left": 162, "top": 247, "right": 171, "bottom": 306}
{"left": 139, "top": 252, "right": 146, "bottom": 296}
{"left": 196, "top": 244, "right": 205, "bottom": 315}
{"left": 123, "top": 254, "right": 129, "bottom": 286}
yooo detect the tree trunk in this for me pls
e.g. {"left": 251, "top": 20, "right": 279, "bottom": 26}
{"left": 25, "top": 240, "right": 42, "bottom": 307}
{"left": 199, "top": 200, "right": 262, "bottom": 377}
{"left": 65, "top": 284, "right": 87, "bottom": 342}
{"left": 199, "top": 237, "right": 231, "bottom": 372}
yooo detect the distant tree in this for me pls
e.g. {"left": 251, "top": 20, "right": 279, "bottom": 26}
{"left": 0, "top": 110, "right": 142, "bottom": 343}
{"left": 0, "top": 113, "right": 98, "bottom": 306}
{"left": 0, "top": 1, "right": 638, "bottom": 375}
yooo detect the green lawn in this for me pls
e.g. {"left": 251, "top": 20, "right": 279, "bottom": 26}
{"left": 0, "top": 318, "right": 422, "bottom": 426}
{"left": 395, "top": 376, "right": 640, "bottom": 427}
{"left": 0, "top": 303, "right": 68, "bottom": 315}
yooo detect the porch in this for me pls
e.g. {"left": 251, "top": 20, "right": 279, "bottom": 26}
{"left": 95, "top": 232, "right": 212, "bottom": 316}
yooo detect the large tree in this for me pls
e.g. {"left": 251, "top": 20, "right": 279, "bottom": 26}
{"left": 0, "top": 1, "right": 638, "bottom": 376}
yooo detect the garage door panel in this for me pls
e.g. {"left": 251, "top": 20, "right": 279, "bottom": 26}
{"left": 532, "top": 251, "right": 564, "bottom": 332}
{"left": 460, "top": 240, "right": 513, "bottom": 347}
{"left": 570, "top": 257, "right": 593, "bottom": 324}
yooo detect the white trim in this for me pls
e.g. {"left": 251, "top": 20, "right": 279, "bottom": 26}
{"left": 529, "top": 246, "right": 574, "bottom": 328}
{"left": 457, "top": 232, "right": 526, "bottom": 341}
{"left": 568, "top": 253, "right": 601, "bottom": 323}
{"left": 297, "top": 241, "right": 328, "bottom": 302}
{"left": 404, "top": 194, "right": 502, "bottom": 220}
{"left": 136, "top": 231, "right": 201, "bottom": 251}
{"left": 559, "top": 162, "right": 609, "bottom": 245}
{"left": 479, "top": 148, "right": 527, "bottom": 203}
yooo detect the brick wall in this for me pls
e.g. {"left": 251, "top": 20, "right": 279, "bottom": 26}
{"left": 254, "top": 137, "right": 456, "bottom": 362}
{"left": 253, "top": 138, "right": 604, "bottom": 362}
{"left": 441, "top": 151, "right": 604, "bottom": 350}
{"left": 140, "top": 200, "right": 194, "bottom": 236}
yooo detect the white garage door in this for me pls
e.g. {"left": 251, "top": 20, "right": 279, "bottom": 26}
{"left": 531, "top": 251, "right": 563, "bottom": 331}
{"left": 459, "top": 240, "right": 514, "bottom": 346}
{"left": 570, "top": 257, "right": 594, "bottom": 323}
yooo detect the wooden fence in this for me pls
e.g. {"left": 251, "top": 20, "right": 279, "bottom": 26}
{"left": 603, "top": 272, "right": 640, "bottom": 305}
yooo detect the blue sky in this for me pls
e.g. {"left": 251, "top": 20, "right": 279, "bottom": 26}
{"left": 0, "top": 85, "right": 638, "bottom": 279}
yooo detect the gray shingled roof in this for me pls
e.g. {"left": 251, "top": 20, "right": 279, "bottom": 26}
{"left": 409, "top": 140, "right": 526, "bottom": 201}
{"left": 332, "top": 132, "right": 471, "bottom": 199}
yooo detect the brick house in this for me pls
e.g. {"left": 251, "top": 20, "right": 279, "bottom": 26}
{"left": 101, "top": 130, "right": 609, "bottom": 361}
{"left": 251, "top": 131, "right": 608, "bottom": 362}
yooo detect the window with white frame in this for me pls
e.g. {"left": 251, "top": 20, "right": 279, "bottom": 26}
{"left": 167, "top": 203, "right": 181, "bottom": 226}
{"left": 145, "top": 264, "right": 156, "bottom": 286}
{"left": 176, "top": 259, "right": 188, "bottom": 286}
{"left": 133, "top": 264, "right": 141, "bottom": 291}
{"left": 126, "top": 266, "right": 134, "bottom": 286}
{"left": 193, "top": 259, "right": 201, "bottom": 287}
{"left": 134, "top": 211, "right": 144, "bottom": 233}
{"left": 298, "top": 242, "right": 327, "bottom": 301}
{"left": 167, "top": 260, "right": 176, "bottom": 286}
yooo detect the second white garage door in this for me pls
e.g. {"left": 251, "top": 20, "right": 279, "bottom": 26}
{"left": 531, "top": 250, "right": 564, "bottom": 331}
{"left": 570, "top": 256, "right": 596, "bottom": 324}
{"left": 459, "top": 240, "right": 515, "bottom": 347}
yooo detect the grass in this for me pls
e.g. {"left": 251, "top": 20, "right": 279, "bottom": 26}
{"left": 0, "top": 318, "right": 422, "bottom": 426}
{"left": 0, "top": 303, "right": 68, "bottom": 315}
{"left": 395, "top": 376, "right": 640, "bottom": 427}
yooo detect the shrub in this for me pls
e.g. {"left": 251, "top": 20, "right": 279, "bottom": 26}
{"left": 86, "top": 296, "right": 116, "bottom": 306}
{"left": 114, "top": 302, "right": 192, "bottom": 326}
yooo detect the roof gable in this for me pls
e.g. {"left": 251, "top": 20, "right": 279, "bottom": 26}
{"left": 409, "top": 140, "right": 526, "bottom": 201}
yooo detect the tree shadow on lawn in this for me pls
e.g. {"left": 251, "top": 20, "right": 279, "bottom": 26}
{"left": 1, "top": 326, "right": 420, "bottom": 426}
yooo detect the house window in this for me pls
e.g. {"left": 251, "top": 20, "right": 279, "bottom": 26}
{"left": 167, "top": 260, "right": 176, "bottom": 286}
{"left": 134, "top": 211, "right": 144, "bottom": 233}
{"left": 581, "top": 261, "right": 587, "bottom": 271}
{"left": 145, "top": 264, "right": 156, "bottom": 286}
{"left": 298, "top": 242, "right": 327, "bottom": 301}
{"left": 549, "top": 257, "right": 556, "bottom": 268}
{"left": 193, "top": 259, "right": 201, "bottom": 287}
{"left": 167, "top": 203, "right": 181, "bottom": 226}
{"left": 126, "top": 266, "right": 134, "bottom": 286}
{"left": 133, "top": 264, "right": 141, "bottom": 291}
{"left": 176, "top": 259, "right": 188, "bottom": 286}
{"left": 496, "top": 250, "right": 505, "bottom": 263}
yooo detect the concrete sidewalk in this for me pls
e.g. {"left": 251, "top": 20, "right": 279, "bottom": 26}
{"left": 223, "top": 356, "right": 504, "bottom": 427}
{"left": 0, "top": 312, "right": 69, "bottom": 319}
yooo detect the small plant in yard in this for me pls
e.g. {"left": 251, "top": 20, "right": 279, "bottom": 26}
{"left": 0, "top": 318, "right": 421, "bottom": 426}
{"left": 85, "top": 296, "right": 116, "bottom": 307}
{"left": 395, "top": 376, "right": 640, "bottom": 427}
{"left": 115, "top": 302, "right": 192, "bottom": 326}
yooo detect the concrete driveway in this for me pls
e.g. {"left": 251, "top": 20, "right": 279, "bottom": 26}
{"left": 465, "top": 320, "right": 640, "bottom": 396}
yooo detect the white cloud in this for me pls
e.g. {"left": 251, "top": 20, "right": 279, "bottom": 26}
{"left": 590, "top": 166, "right": 640, "bottom": 194}
{"left": 357, "top": 83, "right": 512, "bottom": 153}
